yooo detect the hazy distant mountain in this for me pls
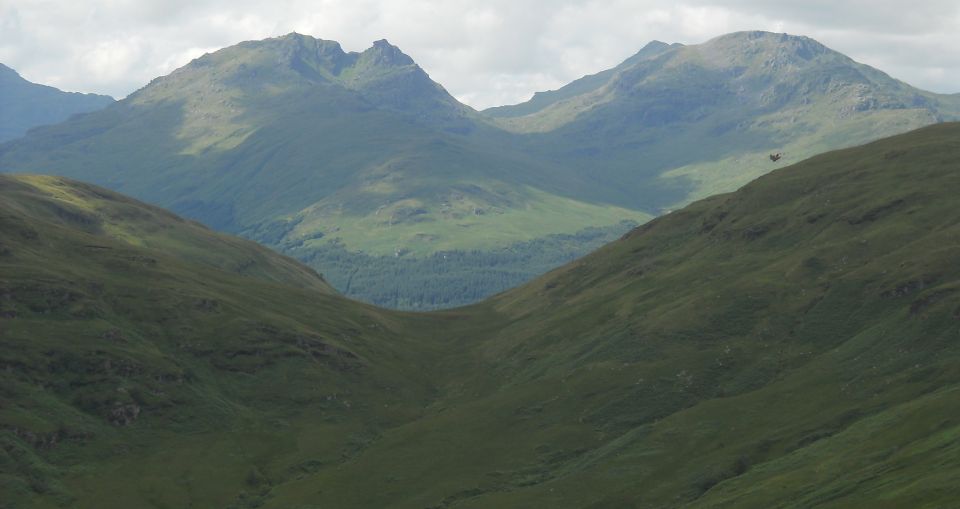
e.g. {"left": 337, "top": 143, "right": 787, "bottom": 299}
{"left": 1, "top": 31, "right": 957, "bottom": 308}
{"left": 0, "top": 33, "right": 647, "bottom": 308}
{"left": 489, "top": 31, "right": 960, "bottom": 208}
{"left": 485, "top": 39, "right": 683, "bottom": 119}
{"left": 0, "top": 63, "right": 114, "bottom": 142}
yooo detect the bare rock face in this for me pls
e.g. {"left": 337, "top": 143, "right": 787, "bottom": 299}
{"left": 8, "top": 426, "right": 92, "bottom": 450}
{"left": 108, "top": 403, "right": 141, "bottom": 426}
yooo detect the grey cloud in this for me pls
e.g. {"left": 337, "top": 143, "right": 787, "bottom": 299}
{"left": 684, "top": 0, "right": 960, "bottom": 33}
{"left": 0, "top": 0, "right": 957, "bottom": 108}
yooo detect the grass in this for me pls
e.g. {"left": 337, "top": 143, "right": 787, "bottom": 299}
{"left": 294, "top": 185, "right": 649, "bottom": 256}
{"left": 661, "top": 104, "right": 942, "bottom": 207}
{"left": 3, "top": 116, "right": 960, "bottom": 507}
{"left": 0, "top": 173, "right": 442, "bottom": 507}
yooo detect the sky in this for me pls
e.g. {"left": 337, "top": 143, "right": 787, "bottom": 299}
{"left": 1, "top": 0, "right": 958, "bottom": 109}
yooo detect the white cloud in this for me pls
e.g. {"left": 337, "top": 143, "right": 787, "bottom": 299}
{"left": 1, "top": 0, "right": 957, "bottom": 107}
{"left": 79, "top": 38, "right": 146, "bottom": 85}
{"left": 156, "top": 46, "right": 221, "bottom": 77}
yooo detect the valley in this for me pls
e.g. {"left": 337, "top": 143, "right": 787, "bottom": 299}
{"left": 2, "top": 123, "right": 960, "bottom": 507}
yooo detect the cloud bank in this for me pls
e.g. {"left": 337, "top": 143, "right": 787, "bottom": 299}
{"left": 1, "top": 0, "right": 957, "bottom": 108}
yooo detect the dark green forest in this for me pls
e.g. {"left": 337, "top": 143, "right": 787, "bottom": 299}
{"left": 286, "top": 221, "right": 638, "bottom": 309}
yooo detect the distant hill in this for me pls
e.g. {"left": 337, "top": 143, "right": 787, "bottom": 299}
{"left": 1, "top": 31, "right": 958, "bottom": 309}
{"left": 484, "top": 40, "right": 683, "bottom": 119}
{"left": 0, "top": 63, "right": 113, "bottom": 142}
{"left": 0, "top": 34, "right": 628, "bottom": 237}
{"left": 488, "top": 31, "right": 960, "bottom": 209}
{"left": 0, "top": 33, "right": 647, "bottom": 309}
{"left": 4, "top": 124, "right": 960, "bottom": 507}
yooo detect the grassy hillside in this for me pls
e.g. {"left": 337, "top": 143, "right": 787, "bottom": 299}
{"left": 490, "top": 31, "right": 960, "bottom": 212}
{"left": 0, "top": 174, "right": 443, "bottom": 508}
{"left": 4, "top": 124, "right": 960, "bottom": 507}
{"left": 234, "top": 122, "right": 960, "bottom": 509}
{"left": 0, "top": 64, "right": 113, "bottom": 143}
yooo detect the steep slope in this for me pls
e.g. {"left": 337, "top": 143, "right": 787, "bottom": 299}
{"left": 490, "top": 31, "right": 960, "bottom": 210}
{"left": 484, "top": 40, "right": 682, "bottom": 118}
{"left": 0, "top": 34, "right": 645, "bottom": 309}
{"left": 260, "top": 123, "right": 960, "bottom": 507}
{"left": 0, "top": 33, "right": 643, "bottom": 241}
{"left": 4, "top": 125, "right": 960, "bottom": 508}
{"left": 0, "top": 64, "right": 114, "bottom": 143}
{"left": 0, "top": 174, "right": 443, "bottom": 507}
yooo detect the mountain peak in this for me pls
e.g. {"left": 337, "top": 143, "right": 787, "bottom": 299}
{"left": 632, "top": 40, "right": 680, "bottom": 58}
{"left": 702, "top": 30, "right": 832, "bottom": 61}
{"left": 641, "top": 40, "right": 670, "bottom": 51}
{"left": 0, "top": 62, "right": 114, "bottom": 142}
{"left": 710, "top": 30, "right": 804, "bottom": 42}
{"left": 125, "top": 31, "right": 458, "bottom": 115}
{"left": 0, "top": 62, "right": 29, "bottom": 87}
{"left": 272, "top": 33, "right": 355, "bottom": 77}
{"left": 618, "top": 39, "right": 683, "bottom": 69}
{"left": 361, "top": 39, "right": 415, "bottom": 67}
{"left": 275, "top": 32, "right": 345, "bottom": 54}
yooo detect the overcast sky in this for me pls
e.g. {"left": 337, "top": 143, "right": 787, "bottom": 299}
{"left": 1, "top": 0, "right": 958, "bottom": 108}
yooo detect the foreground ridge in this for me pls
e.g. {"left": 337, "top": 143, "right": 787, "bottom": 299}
{"left": 2, "top": 123, "right": 960, "bottom": 506}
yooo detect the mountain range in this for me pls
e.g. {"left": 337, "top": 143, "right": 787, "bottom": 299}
{"left": 1, "top": 31, "right": 958, "bottom": 309}
{"left": 487, "top": 31, "right": 960, "bottom": 205}
{"left": 2, "top": 123, "right": 959, "bottom": 507}
{"left": 0, "top": 64, "right": 114, "bottom": 143}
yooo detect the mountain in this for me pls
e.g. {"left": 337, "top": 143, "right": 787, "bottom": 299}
{"left": 4, "top": 123, "right": 960, "bottom": 507}
{"left": 1, "top": 31, "right": 958, "bottom": 310}
{"left": 484, "top": 40, "right": 683, "bottom": 118}
{"left": 0, "top": 33, "right": 638, "bottom": 236}
{"left": 0, "top": 64, "right": 114, "bottom": 143}
{"left": 488, "top": 31, "right": 960, "bottom": 208}
{"left": 0, "top": 34, "right": 646, "bottom": 309}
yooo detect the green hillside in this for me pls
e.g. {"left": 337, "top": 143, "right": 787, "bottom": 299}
{"left": 1, "top": 31, "right": 958, "bottom": 310}
{"left": 257, "top": 122, "right": 960, "bottom": 509}
{"left": 4, "top": 123, "right": 960, "bottom": 507}
{"left": 0, "top": 33, "right": 635, "bottom": 240}
{"left": 0, "top": 174, "right": 439, "bottom": 507}
{"left": 489, "top": 31, "right": 960, "bottom": 210}
{"left": 484, "top": 40, "right": 682, "bottom": 119}
{"left": 0, "top": 64, "right": 113, "bottom": 143}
